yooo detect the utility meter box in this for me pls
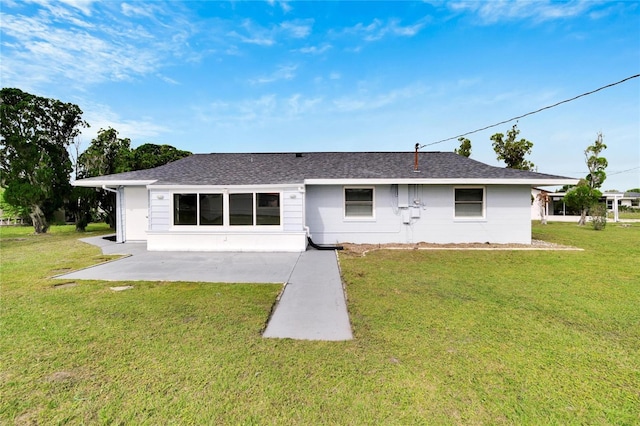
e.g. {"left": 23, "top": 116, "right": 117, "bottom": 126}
{"left": 401, "top": 209, "right": 411, "bottom": 224}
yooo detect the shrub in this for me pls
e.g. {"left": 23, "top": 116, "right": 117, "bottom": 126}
{"left": 590, "top": 203, "right": 607, "bottom": 230}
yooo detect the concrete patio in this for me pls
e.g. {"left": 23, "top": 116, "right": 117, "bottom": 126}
{"left": 57, "top": 236, "right": 353, "bottom": 341}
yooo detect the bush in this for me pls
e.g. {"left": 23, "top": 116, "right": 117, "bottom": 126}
{"left": 590, "top": 203, "right": 607, "bottom": 230}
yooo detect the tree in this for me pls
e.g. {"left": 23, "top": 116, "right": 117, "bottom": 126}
{"left": 132, "top": 143, "right": 191, "bottom": 170}
{"left": 536, "top": 191, "right": 550, "bottom": 225}
{"left": 563, "top": 133, "right": 608, "bottom": 225}
{"left": 76, "top": 128, "right": 133, "bottom": 229}
{"left": 454, "top": 137, "right": 472, "bottom": 158}
{"left": 490, "top": 123, "right": 535, "bottom": 170}
{"left": 563, "top": 180, "right": 602, "bottom": 225}
{"left": 585, "top": 132, "right": 607, "bottom": 191}
{"left": 0, "top": 187, "right": 29, "bottom": 222}
{"left": 0, "top": 88, "right": 87, "bottom": 233}
{"left": 71, "top": 132, "right": 192, "bottom": 230}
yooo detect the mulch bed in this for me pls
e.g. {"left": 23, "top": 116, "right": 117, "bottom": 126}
{"left": 340, "top": 239, "right": 581, "bottom": 256}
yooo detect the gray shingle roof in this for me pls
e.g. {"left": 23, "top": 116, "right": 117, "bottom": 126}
{"left": 76, "top": 151, "right": 575, "bottom": 186}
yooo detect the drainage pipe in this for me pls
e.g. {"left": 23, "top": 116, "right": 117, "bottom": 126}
{"left": 307, "top": 236, "right": 343, "bottom": 251}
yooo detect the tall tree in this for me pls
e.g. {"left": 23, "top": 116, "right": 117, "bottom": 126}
{"left": 0, "top": 88, "right": 87, "bottom": 233}
{"left": 454, "top": 137, "right": 472, "bottom": 158}
{"left": 490, "top": 123, "right": 535, "bottom": 170}
{"left": 76, "top": 128, "right": 133, "bottom": 229}
{"left": 132, "top": 143, "right": 191, "bottom": 170}
{"left": 563, "top": 133, "right": 608, "bottom": 225}
{"left": 584, "top": 132, "right": 607, "bottom": 191}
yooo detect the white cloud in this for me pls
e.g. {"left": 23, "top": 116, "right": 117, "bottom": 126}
{"left": 287, "top": 94, "right": 323, "bottom": 115}
{"left": 80, "top": 101, "right": 169, "bottom": 145}
{"left": 280, "top": 19, "right": 313, "bottom": 38}
{"left": 333, "top": 84, "right": 427, "bottom": 112}
{"left": 448, "top": 0, "right": 599, "bottom": 24}
{"left": 342, "top": 17, "right": 427, "bottom": 42}
{"left": 295, "top": 44, "right": 332, "bottom": 55}
{"left": 197, "top": 95, "right": 277, "bottom": 124}
{"left": 26, "top": 0, "right": 96, "bottom": 17}
{"left": 250, "top": 64, "right": 298, "bottom": 84}
{"left": 0, "top": 1, "right": 199, "bottom": 90}
{"left": 157, "top": 74, "right": 180, "bottom": 85}
{"left": 267, "top": 0, "right": 293, "bottom": 13}
{"left": 229, "top": 18, "right": 312, "bottom": 46}
{"left": 195, "top": 93, "right": 323, "bottom": 126}
{"left": 121, "top": 2, "right": 156, "bottom": 18}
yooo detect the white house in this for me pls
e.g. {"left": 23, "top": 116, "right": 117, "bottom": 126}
{"left": 73, "top": 151, "right": 577, "bottom": 252}
{"left": 541, "top": 191, "right": 640, "bottom": 222}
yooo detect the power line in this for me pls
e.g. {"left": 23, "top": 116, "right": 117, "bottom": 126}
{"left": 419, "top": 73, "right": 640, "bottom": 149}
{"left": 608, "top": 166, "right": 640, "bottom": 176}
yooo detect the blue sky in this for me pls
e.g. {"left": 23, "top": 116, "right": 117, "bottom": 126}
{"left": 1, "top": 0, "right": 639, "bottom": 190}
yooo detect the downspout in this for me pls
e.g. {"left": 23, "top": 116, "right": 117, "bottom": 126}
{"left": 102, "top": 185, "right": 124, "bottom": 243}
{"left": 304, "top": 227, "right": 343, "bottom": 251}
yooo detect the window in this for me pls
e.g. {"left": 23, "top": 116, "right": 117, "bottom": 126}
{"left": 199, "top": 194, "right": 223, "bottom": 225}
{"left": 173, "top": 192, "right": 281, "bottom": 227}
{"left": 454, "top": 188, "right": 484, "bottom": 217}
{"left": 230, "top": 193, "right": 254, "bottom": 225}
{"left": 345, "top": 187, "right": 374, "bottom": 218}
{"left": 174, "top": 194, "right": 197, "bottom": 225}
{"left": 256, "top": 193, "right": 280, "bottom": 225}
{"left": 174, "top": 193, "right": 224, "bottom": 226}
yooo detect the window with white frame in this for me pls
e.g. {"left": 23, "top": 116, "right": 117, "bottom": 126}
{"left": 344, "top": 187, "right": 374, "bottom": 218}
{"left": 199, "top": 194, "right": 223, "bottom": 225}
{"left": 454, "top": 187, "right": 484, "bottom": 218}
{"left": 256, "top": 193, "right": 281, "bottom": 225}
{"left": 174, "top": 193, "right": 198, "bottom": 225}
{"left": 174, "top": 192, "right": 281, "bottom": 227}
{"left": 229, "top": 193, "right": 254, "bottom": 225}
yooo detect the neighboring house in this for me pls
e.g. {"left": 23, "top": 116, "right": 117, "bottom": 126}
{"left": 545, "top": 191, "right": 640, "bottom": 222}
{"left": 531, "top": 187, "right": 551, "bottom": 222}
{"left": 73, "top": 151, "right": 577, "bottom": 251}
{"left": 616, "top": 191, "right": 640, "bottom": 209}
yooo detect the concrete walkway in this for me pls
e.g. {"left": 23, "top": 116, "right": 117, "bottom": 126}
{"left": 58, "top": 236, "right": 353, "bottom": 341}
{"left": 263, "top": 249, "right": 353, "bottom": 341}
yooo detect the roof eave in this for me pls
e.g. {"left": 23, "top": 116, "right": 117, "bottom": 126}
{"left": 304, "top": 178, "right": 580, "bottom": 186}
{"left": 72, "top": 179, "right": 157, "bottom": 187}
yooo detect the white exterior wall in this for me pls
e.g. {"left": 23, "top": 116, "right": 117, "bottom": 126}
{"left": 283, "top": 187, "right": 304, "bottom": 231}
{"left": 149, "top": 190, "right": 171, "bottom": 231}
{"left": 122, "top": 186, "right": 149, "bottom": 241}
{"left": 146, "top": 186, "right": 306, "bottom": 252}
{"left": 306, "top": 184, "right": 532, "bottom": 245}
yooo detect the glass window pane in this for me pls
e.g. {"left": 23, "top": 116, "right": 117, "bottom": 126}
{"left": 346, "top": 203, "right": 373, "bottom": 216}
{"left": 346, "top": 188, "right": 373, "bottom": 202}
{"left": 345, "top": 188, "right": 373, "bottom": 217}
{"left": 455, "top": 188, "right": 483, "bottom": 202}
{"left": 230, "top": 193, "right": 253, "bottom": 225}
{"left": 455, "top": 203, "right": 483, "bottom": 217}
{"left": 200, "top": 194, "right": 223, "bottom": 226}
{"left": 174, "top": 194, "right": 197, "bottom": 225}
{"left": 256, "top": 193, "right": 280, "bottom": 225}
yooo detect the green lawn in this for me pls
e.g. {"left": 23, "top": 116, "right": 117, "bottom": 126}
{"left": 1, "top": 222, "right": 639, "bottom": 424}
{"left": 610, "top": 210, "right": 640, "bottom": 220}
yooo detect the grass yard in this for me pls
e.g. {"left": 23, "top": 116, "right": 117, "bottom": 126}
{"left": 1, "top": 222, "right": 639, "bottom": 424}
{"left": 609, "top": 210, "right": 640, "bottom": 220}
